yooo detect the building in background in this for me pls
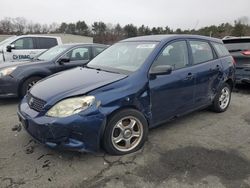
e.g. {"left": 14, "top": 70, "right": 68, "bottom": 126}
{"left": 0, "top": 34, "right": 93, "bottom": 43}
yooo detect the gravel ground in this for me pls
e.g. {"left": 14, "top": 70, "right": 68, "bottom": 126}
{"left": 0, "top": 85, "right": 250, "bottom": 188}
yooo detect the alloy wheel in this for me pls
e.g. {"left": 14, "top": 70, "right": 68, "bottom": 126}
{"left": 219, "top": 87, "right": 230, "bottom": 110}
{"left": 27, "top": 80, "right": 38, "bottom": 91}
{"left": 111, "top": 116, "right": 143, "bottom": 152}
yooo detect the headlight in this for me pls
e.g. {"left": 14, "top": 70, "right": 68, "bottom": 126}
{"left": 46, "top": 96, "right": 95, "bottom": 118}
{"left": 0, "top": 67, "right": 17, "bottom": 78}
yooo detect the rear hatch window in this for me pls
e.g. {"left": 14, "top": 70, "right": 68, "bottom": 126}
{"left": 223, "top": 38, "right": 250, "bottom": 52}
{"left": 223, "top": 38, "right": 250, "bottom": 67}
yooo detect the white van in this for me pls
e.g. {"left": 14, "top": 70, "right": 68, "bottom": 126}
{"left": 0, "top": 35, "right": 62, "bottom": 63}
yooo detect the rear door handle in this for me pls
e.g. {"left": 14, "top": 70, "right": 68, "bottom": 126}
{"left": 210, "top": 65, "right": 221, "bottom": 72}
{"left": 184, "top": 73, "right": 194, "bottom": 80}
{"left": 216, "top": 64, "right": 220, "bottom": 70}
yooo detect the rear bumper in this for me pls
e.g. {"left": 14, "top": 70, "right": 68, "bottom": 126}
{"left": 235, "top": 66, "right": 250, "bottom": 84}
{"left": 0, "top": 75, "right": 19, "bottom": 98}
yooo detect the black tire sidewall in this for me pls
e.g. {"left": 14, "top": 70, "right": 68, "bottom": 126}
{"left": 103, "top": 109, "right": 148, "bottom": 155}
{"left": 20, "top": 77, "right": 41, "bottom": 97}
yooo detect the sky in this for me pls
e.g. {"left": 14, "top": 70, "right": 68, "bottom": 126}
{"left": 0, "top": 0, "right": 250, "bottom": 29}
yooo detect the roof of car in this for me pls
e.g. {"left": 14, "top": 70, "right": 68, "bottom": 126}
{"left": 14, "top": 35, "right": 61, "bottom": 39}
{"left": 122, "top": 34, "right": 222, "bottom": 43}
{"left": 60, "top": 43, "right": 107, "bottom": 47}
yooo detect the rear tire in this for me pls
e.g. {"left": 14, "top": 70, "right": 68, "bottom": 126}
{"left": 103, "top": 109, "right": 148, "bottom": 155}
{"left": 20, "top": 77, "right": 42, "bottom": 97}
{"left": 211, "top": 83, "right": 231, "bottom": 113}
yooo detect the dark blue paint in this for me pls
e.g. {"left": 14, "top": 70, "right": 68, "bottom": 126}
{"left": 18, "top": 35, "right": 235, "bottom": 152}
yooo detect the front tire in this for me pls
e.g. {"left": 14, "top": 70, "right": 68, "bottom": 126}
{"left": 103, "top": 109, "right": 148, "bottom": 155}
{"left": 20, "top": 77, "right": 42, "bottom": 97}
{"left": 211, "top": 83, "right": 231, "bottom": 113}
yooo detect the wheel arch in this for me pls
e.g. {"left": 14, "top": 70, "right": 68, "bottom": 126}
{"left": 18, "top": 73, "right": 48, "bottom": 97}
{"left": 106, "top": 106, "right": 149, "bottom": 124}
{"left": 99, "top": 105, "right": 150, "bottom": 149}
{"left": 225, "top": 78, "right": 234, "bottom": 90}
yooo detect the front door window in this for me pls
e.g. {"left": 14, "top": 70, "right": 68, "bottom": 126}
{"left": 152, "top": 40, "right": 189, "bottom": 70}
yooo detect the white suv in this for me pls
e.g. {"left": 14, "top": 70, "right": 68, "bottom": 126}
{"left": 0, "top": 35, "right": 62, "bottom": 63}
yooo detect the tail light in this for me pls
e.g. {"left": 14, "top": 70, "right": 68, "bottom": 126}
{"left": 242, "top": 50, "right": 250, "bottom": 56}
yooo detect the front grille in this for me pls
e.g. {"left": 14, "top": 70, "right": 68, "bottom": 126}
{"left": 27, "top": 93, "right": 46, "bottom": 112}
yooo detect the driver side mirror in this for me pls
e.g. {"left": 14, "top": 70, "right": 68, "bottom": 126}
{"left": 149, "top": 65, "right": 173, "bottom": 76}
{"left": 6, "top": 44, "right": 15, "bottom": 52}
{"left": 58, "top": 56, "right": 70, "bottom": 64}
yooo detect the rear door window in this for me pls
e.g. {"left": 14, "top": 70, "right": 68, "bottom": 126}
{"left": 212, "top": 42, "right": 230, "bottom": 57}
{"left": 36, "top": 38, "right": 58, "bottom": 49}
{"left": 189, "top": 40, "right": 214, "bottom": 64}
{"left": 12, "top": 37, "right": 34, "bottom": 50}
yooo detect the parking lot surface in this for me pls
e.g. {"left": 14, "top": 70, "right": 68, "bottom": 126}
{"left": 0, "top": 86, "right": 250, "bottom": 188}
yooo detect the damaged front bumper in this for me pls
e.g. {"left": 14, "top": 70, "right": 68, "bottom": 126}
{"left": 18, "top": 96, "right": 106, "bottom": 152}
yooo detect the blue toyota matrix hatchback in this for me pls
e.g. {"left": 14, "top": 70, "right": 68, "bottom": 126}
{"left": 18, "top": 35, "right": 235, "bottom": 155}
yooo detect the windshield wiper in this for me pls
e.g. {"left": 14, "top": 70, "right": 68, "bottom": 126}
{"left": 99, "top": 68, "right": 121, "bottom": 74}
{"left": 85, "top": 65, "right": 121, "bottom": 74}
{"left": 85, "top": 65, "right": 98, "bottom": 70}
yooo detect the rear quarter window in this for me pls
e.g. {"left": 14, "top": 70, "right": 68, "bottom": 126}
{"left": 36, "top": 38, "right": 58, "bottom": 49}
{"left": 212, "top": 42, "right": 230, "bottom": 57}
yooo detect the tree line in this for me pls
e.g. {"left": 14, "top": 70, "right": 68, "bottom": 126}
{"left": 0, "top": 17, "right": 250, "bottom": 44}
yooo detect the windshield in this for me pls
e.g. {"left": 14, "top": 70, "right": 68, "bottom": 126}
{"left": 0, "top": 36, "right": 16, "bottom": 46}
{"left": 36, "top": 45, "right": 68, "bottom": 61}
{"left": 88, "top": 42, "right": 158, "bottom": 74}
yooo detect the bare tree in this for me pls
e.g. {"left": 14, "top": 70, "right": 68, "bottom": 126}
{"left": 41, "top": 24, "right": 49, "bottom": 33}
{"left": 0, "top": 17, "right": 14, "bottom": 34}
{"left": 13, "top": 17, "right": 27, "bottom": 34}
{"left": 1, "top": 16, "right": 250, "bottom": 42}
{"left": 238, "top": 16, "right": 249, "bottom": 25}
{"left": 48, "top": 22, "right": 59, "bottom": 33}
{"left": 33, "top": 23, "right": 42, "bottom": 33}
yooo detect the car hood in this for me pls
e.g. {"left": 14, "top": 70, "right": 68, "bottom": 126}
{"left": 30, "top": 67, "right": 127, "bottom": 103}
